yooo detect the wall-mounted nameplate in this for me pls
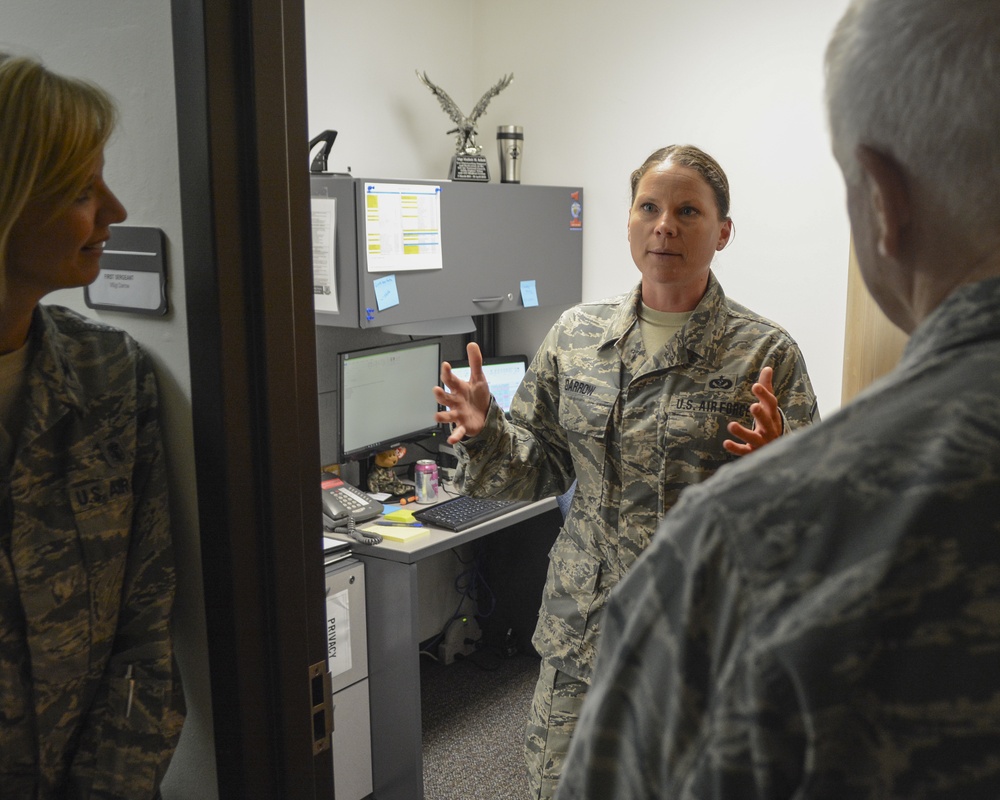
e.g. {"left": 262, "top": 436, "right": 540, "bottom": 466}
{"left": 85, "top": 225, "right": 167, "bottom": 316}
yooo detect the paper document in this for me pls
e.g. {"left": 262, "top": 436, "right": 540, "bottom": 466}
{"left": 363, "top": 182, "right": 443, "bottom": 273}
{"left": 326, "top": 588, "right": 352, "bottom": 678}
{"left": 311, "top": 196, "right": 340, "bottom": 313}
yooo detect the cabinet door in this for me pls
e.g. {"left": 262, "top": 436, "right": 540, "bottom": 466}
{"left": 354, "top": 180, "right": 583, "bottom": 329}
{"left": 331, "top": 679, "right": 373, "bottom": 800}
{"left": 326, "top": 559, "right": 368, "bottom": 693}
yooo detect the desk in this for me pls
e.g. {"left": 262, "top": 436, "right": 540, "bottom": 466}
{"left": 328, "top": 494, "right": 559, "bottom": 800}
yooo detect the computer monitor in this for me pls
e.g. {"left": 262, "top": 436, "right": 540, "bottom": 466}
{"left": 337, "top": 338, "right": 442, "bottom": 462}
{"left": 447, "top": 354, "right": 529, "bottom": 415}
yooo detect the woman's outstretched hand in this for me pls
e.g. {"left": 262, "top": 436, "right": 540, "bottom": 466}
{"left": 723, "top": 366, "right": 784, "bottom": 456}
{"left": 434, "top": 341, "right": 493, "bottom": 444}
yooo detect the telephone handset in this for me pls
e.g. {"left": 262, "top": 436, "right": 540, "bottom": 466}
{"left": 322, "top": 474, "right": 383, "bottom": 527}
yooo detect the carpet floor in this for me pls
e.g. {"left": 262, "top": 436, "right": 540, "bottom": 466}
{"left": 421, "top": 650, "right": 540, "bottom": 800}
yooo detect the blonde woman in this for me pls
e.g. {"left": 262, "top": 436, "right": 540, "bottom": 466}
{"left": 0, "top": 53, "right": 183, "bottom": 798}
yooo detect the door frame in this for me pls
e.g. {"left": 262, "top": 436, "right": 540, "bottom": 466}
{"left": 171, "top": 1, "right": 333, "bottom": 796}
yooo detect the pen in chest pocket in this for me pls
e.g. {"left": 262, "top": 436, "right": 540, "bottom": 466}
{"left": 125, "top": 665, "right": 135, "bottom": 718}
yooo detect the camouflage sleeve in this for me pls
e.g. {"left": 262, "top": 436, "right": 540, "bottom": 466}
{"left": 69, "top": 350, "right": 185, "bottom": 799}
{"left": 455, "top": 317, "right": 576, "bottom": 500}
{"left": 770, "top": 339, "right": 819, "bottom": 431}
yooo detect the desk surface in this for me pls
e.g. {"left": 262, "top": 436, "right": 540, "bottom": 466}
{"left": 324, "top": 489, "right": 558, "bottom": 564}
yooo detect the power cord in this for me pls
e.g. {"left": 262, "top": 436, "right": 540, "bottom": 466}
{"left": 418, "top": 545, "right": 495, "bottom": 660}
{"left": 454, "top": 543, "right": 496, "bottom": 620}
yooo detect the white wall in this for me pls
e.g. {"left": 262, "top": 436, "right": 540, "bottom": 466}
{"left": 306, "top": 0, "right": 853, "bottom": 417}
{"left": 1, "top": 5, "right": 215, "bottom": 798}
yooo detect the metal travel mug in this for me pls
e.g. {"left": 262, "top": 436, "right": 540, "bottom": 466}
{"left": 415, "top": 460, "right": 437, "bottom": 503}
{"left": 497, "top": 125, "right": 523, "bottom": 184}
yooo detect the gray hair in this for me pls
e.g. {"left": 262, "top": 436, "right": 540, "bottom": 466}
{"left": 825, "top": 0, "right": 1000, "bottom": 230}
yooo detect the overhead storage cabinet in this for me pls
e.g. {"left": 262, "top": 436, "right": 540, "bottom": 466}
{"left": 310, "top": 175, "right": 583, "bottom": 329}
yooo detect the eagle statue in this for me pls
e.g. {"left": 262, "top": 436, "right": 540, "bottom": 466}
{"left": 416, "top": 71, "right": 514, "bottom": 155}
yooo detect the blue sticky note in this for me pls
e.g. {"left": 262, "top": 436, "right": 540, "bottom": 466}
{"left": 520, "top": 280, "right": 539, "bottom": 307}
{"left": 374, "top": 275, "right": 399, "bottom": 310}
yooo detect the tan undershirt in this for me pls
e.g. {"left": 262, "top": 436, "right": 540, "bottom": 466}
{"left": 638, "top": 302, "right": 693, "bottom": 354}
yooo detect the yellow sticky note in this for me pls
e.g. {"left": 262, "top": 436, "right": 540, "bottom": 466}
{"left": 382, "top": 509, "right": 417, "bottom": 523}
{"left": 362, "top": 523, "right": 428, "bottom": 543}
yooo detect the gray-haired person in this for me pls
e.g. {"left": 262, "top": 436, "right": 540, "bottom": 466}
{"left": 556, "top": 1, "right": 1000, "bottom": 797}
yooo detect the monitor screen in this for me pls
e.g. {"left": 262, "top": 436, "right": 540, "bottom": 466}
{"left": 338, "top": 339, "right": 442, "bottom": 462}
{"left": 447, "top": 354, "right": 528, "bottom": 415}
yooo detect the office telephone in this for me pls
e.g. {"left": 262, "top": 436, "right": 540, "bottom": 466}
{"left": 322, "top": 475, "right": 384, "bottom": 525}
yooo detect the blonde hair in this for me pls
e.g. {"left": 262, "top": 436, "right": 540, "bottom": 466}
{"left": 0, "top": 53, "right": 117, "bottom": 304}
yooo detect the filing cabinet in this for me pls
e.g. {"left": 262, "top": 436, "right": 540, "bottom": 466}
{"left": 325, "top": 557, "right": 371, "bottom": 800}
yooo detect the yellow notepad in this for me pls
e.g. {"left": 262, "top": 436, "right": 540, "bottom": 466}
{"left": 382, "top": 508, "right": 417, "bottom": 523}
{"left": 361, "top": 523, "right": 428, "bottom": 543}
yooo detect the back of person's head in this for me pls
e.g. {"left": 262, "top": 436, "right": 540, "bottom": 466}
{"left": 0, "top": 53, "right": 117, "bottom": 303}
{"left": 629, "top": 144, "right": 731, "bottom": 221}
{"left": 825, "top": 0, "right": 1000, "bottom": 233}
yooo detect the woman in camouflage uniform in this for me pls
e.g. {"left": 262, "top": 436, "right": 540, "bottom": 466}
{"left": 0, "top": 54, "right": 184, "bottom": 798}
{"left": 435, "top": 145, "right": 818, "bottom": 799}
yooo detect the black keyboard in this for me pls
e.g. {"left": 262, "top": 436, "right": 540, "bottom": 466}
{"left": 412, "top": 496, "right": 529, "bottom": 532}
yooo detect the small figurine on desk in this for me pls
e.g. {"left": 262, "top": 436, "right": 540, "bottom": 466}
{"left": 368, "top": 446, "right": 411, "bottom": 496}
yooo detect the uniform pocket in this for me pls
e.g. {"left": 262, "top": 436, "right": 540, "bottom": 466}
{"left": 558, "top": 392, "right": 613, "bottom": 441}
{"left": 70, "top": 473, "right": 133, "bottom": 662}
{"left": 87, "top": 671, "right": 169, "bottom": 795}
{"left": 558, "top": 393, "right": 614, "bottom": 510}
{"left": 543, "top": 536, "right": 603, "bottom": 637}
{"left": 69, "top": 473, "right": 134, "bottom": 541}
{"left": 665, "top": 410, "right": 734, "bottom": 462}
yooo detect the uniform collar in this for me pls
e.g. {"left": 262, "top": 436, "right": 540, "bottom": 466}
{"left": 675, "top": 271, "right": 729, "bottom": 362}
{"left": 26, "top": 305, "right": 87, "bottom": 422}
{"left": 601, "top": 271, "right": 729, "bottom": 365}
{"left": 900, "top": 275, "right": 1000, "bottom": 367}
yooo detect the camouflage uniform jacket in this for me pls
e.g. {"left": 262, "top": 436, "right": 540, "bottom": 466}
{"left": 455, "top": 273, "right": 817, "bottom": 680}
{"left": 0, "top": 305, "right": 184, "bottom": 800}
{"left": 556, "top": 275, "right": 1000, "bottom": 799}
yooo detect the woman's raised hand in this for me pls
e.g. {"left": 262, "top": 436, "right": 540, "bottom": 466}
{"left": 433, "top": 341, "right": 493, "bottom": 444}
